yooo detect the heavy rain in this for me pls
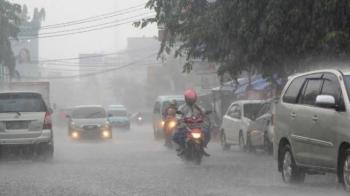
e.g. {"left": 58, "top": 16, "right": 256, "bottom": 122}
{"left": 1, "top": 0, "right": 350, "bottom": 195}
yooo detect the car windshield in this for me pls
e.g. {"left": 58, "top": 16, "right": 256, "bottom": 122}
{"left": 162, "top": 100, "right": 185, "bottom": 113}
{"left": 108, "top": 110, "right": 127, "bottom": 117}
{"left": 243, "top": 103, "right": 264, "bottom": 120}
{"left": 72, "top": 107, "right": 106, "bottom": 119}
{"left": 0, "top": 93, "right": 47, "bottom": 113}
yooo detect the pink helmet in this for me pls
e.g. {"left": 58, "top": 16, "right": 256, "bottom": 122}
{"left": 184, "top": 89, "right": 197, "bottom": 105}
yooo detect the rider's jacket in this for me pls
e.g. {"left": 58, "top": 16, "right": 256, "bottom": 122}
{"left": 177, "top": 103, "right": 208, "bottom": 129}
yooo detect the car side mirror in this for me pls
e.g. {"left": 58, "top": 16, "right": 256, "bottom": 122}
{"left": 108, "top": 114, "right": 113, "bottom": 117}
{"left": 66, "top": 114, "right": 71, "bottom": 119}
{"left": 315, "top": 95, "right": 336, "bottom": 108}
{"left": 48, "top": 108, "right": 53, "bottom": 114}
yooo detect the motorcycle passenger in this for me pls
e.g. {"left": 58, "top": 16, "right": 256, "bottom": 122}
{"left": 172, "top": 89, "right": 210, "bottom": 156}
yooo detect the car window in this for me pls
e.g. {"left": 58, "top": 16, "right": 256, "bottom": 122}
{"left": 0, "top": 93, "right": 47, "bottom": 113}
{"left": 108, "top": 110, "right": 127, "bottom": 117}
{"left": 243, "top": 103, "right": 264, "bottom": 119}
{"left": 321, "top": 73, "right": 341, "bottom": 102}
{"left": 256, "top": 102, "right": 271, "bottom": 118}
{"left": 283, "top": 76, "right": 306, "bottom": 103}
{"left": 228, "top": 104, "right": 241, "bottom": 119}
{"left": 300, "top": 79, "right": 323, "bottom": 106}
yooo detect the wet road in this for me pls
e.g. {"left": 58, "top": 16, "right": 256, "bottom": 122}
{"left": 0, "top": 123, "right": 348, "bottom": 196}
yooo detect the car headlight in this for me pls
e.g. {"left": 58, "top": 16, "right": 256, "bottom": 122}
{"left": 71, "top": 131, "right": 79, "bottom": 139}
{"left": 102, "top": 130, "right": 110, "bottom": 138}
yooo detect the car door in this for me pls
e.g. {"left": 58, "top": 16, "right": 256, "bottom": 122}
{"left": 222, "top": 104, "right": 241, "bottom": 143}
{"left": 221, "top": 104, "right": 234, "bottom": 143}
{"left": 293, "top": 74, "right": 323, "bottom": 165}
{"left": 308, "top": 73, "right": 341, "bottom": 168}
{"left": 230, "top": 104, "right": 243, "bottom": 144}
{"left": 254, "top": 102, "right": 271, "bottom": 133}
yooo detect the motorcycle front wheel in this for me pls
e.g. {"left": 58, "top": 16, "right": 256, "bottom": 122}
{"left": 191, "top": 142, "right": 203, "bottom": 165}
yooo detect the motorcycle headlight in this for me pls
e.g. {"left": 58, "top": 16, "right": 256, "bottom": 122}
{"left": 168, "top": 121, "right": 176, "bottom": 129}
{"left": 191, "top": 132, "right": 201, "bottom": 139}
{"left": 138, "top": 117, "right": 143, "bottom": 121}
{"left": 160, "top": 121, "right": 165, "bottom": 128}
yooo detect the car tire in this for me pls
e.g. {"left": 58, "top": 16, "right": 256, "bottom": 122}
{"left": 36, "top": 142, "right": 54, "bottom": 161}
{"left": 246, "top": 135, "right": 255, "bottom": 152}
{"left": 154, "top": 128, "right": 160, "bottom": 140}
{"left": 220, "top": 131, "right": 231, "bottom": 151}
{"left": 239, "top": 133, "right": 246, "bottom": 151}
{"left": 339, "top": 149, "right": 350, "bottom": 192}
{"left": 264, "top": 132, "right": 273, "bottom": 154}
{"left": 281, "top": 144, "right": 305, "bottom": 184}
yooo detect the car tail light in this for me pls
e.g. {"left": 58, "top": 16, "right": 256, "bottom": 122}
{"left": 43, "top": 112, "right": 52, "bottom": 129}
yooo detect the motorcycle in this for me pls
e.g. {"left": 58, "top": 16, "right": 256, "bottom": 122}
{"left": 177, "top": 111, "right": 211, "bottom": 165}
{"left": 163, "top": 117, "right": 177, "bottom": 149}
{"left": 134, "top": 114, "right": 144, "bottom": 126}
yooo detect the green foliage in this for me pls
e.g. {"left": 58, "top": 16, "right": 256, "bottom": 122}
{"left": 0, "top": 0, "right": 22, "bottom": 76}
{"left": 138, "top": 0, "right": 350, "bottom": 79}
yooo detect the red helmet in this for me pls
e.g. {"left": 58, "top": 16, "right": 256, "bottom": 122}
{"left": 184, "top": 89, "right": 197, "bottom": 105}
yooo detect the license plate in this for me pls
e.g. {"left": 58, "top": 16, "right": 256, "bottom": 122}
{"left": 6, "top": 121, "right": 29, "bottom": 130}
{"left": 85, "top": 125, "right": 97, "bottom": 130}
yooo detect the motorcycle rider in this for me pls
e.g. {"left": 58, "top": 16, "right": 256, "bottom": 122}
{"left": 172, "top": 89, "right": 210, "bottom": 156}
{"left": 163, "top": 100, "right": 178, "bottom": 119}
{"left": 163, "top": 100, "right": 178, "bottom": 146}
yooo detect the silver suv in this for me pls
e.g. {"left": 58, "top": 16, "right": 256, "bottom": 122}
{"left": 0, "top": 92, "right": 53, "bottom": 159}
{"left": 275, "top": 69, "right": 350, "bottom": 190}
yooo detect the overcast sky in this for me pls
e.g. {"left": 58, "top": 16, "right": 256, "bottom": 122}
{"left": 10, "top": 0, "right": 157, "bottom": 59}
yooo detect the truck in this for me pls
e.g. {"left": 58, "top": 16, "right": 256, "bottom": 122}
{"left": 7, "top": 81, "right": 51, "bottom": 108}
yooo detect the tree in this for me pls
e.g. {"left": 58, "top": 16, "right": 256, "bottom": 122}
{"left": 0, "top": 0, "right": 22, "bottom": 77}
{"left": 137, "top": 0, "right": 350, "bottom": 83}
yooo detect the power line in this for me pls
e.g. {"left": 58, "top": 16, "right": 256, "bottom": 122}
{"left": 33, "top": 45, "right": 159, "bottom": 64}
{"left": 38, "top": 4, "right": 145, "bottom": 30}
{"left": 32, "top": 52, "right": 120, "bottom": 63}
{"left": 20, "top": 53, "right": 158, "bottom": 80}
{"left": 40, "top": 60, "right": 158, "bottom": 69}
{"left": 17, "top": 15, "right": 154, "bottom": 40}
{"left": 22, "top": 12, "right": 153, "bottom": 37}
{"left": 38, "top": 62, "right": 162, "bottom": 72}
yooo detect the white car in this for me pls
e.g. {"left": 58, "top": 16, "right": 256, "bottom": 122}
{"left": 0, "top": 92, "right": 54, "bottom": 159}
{"left": 220, "top": 100, "right": 265, "bottom": 151}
